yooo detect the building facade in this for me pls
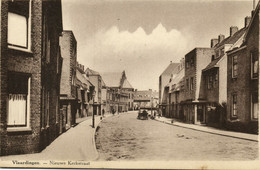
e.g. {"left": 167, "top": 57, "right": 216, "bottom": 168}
{"left": 167, "top": 58, "right": 185, "bottom": 119}
{"left": 200, "top": 19, "right": 249, "bottom": 128}
{"left": 0, "top": 0, "right": 63, "bottom": 156}
{"left": 59, "top": 31, "right": 77, "bottom": 130}
{"left": 182, "top": 48, "right": 214, "bottom": 124}
{"left": 133, "top": 89, "right": 159, "bottom": 110}
{"left": 102, "top": 71, "right": 134, "bottom": 113}
{"left": 226, "top": 6, "right": 259, "bottom": 134}
{"left": 85, "top": 68, "right": 102, "bottom": 116}
{"left": 75, "top": 63, "right": 93, "bottom": 121}
{"left": 159, "top": 61, "right": 179, "bottom": 117}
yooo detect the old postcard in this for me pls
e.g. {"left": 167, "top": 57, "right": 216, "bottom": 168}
{"left": 0, "top": 0, "right": 259, "bottom": 169}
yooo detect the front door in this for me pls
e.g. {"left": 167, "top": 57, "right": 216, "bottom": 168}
{"left": 197, "top": 106, "right": 204, "bottom": 124}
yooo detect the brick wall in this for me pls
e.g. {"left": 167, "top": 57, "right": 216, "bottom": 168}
{"left": 0, "top": 0, "right": 63, "bottom": 156}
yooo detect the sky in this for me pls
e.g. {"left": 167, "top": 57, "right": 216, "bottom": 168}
{"left": 62, "top": 0, "right": 253, "bottom": 91}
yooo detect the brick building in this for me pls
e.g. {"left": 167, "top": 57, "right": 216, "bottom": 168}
{"left": 75, "top": 62, "right": 94, "bottom": 120}
{"left": 182, "top": 48, "right": 214, "bottom": 124}
{"left": 0, "top": 0, "right": 63, "bottom": 156}
{"left": 59, "top": 31, "right": 77, "bottom": 130}
{"left": 102, "top": 71, "right": 134, "bottom": 113}
{"left": 226, "top": 5, "right": 259, "bottom": 134}
{"left": 167, "top": 58, "right": 185, "bottom": 119}
{"left": 159, "top": 61, "right": 179, "bottom": 117}
{"left": 200, "top": 18, "right": 250, "bottom": 127}
{"left": 85, "top": 68, "right": 102, "bottom": 116}
{"left": 133, "top": 89, "right": 159, "bottom": 110}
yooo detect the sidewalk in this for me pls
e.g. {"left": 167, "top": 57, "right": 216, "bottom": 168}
{"left": 154, "top": 116, "right": 258, "bottom": 142}
{"left": 1, "top": 114, "right": 112, "bottom": 161}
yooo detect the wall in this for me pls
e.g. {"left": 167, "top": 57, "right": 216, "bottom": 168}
{"left": 219, "top": 55, "right": 227, "bottom": 104}
{"left": 1, "top": 0, "right": 42, "bottom": 155}
{"left": 60, "top": 31, "right": 77, "bottom": 96}
{"left": 196, "top": 48, "right": 214, "bottom": 100}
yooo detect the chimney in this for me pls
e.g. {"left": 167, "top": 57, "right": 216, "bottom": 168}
{"left": 230, "top": 26, "right": 238, "bottom": 36}
{"left": 218, "top": 34, "right": 225, "bottom": 43}
{"left": 210, "top": 38, "right": 218, "bottom": 48}
{"left": 245, "top": 16, "right": 251, "bottom": 27}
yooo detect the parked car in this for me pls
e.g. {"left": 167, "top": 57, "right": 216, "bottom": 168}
{"left": 137, "top": 109, "right": 148, "bottom": 120}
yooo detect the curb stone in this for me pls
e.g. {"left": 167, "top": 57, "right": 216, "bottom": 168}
{"left": 153, "top": 118, "right": 258, "bottom": 142}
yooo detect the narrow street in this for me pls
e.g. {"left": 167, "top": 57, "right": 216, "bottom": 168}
{"left": 95, "top": 111, "right": 258, "bottom": 161}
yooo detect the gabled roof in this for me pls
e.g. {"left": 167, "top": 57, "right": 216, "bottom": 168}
{"left": 244, "top": 0, "right": 260, "bottom": 41}
{"left": 85, "top": 68, "right": 100, "bottom": 76}
{"left": 214, "top": 27, "right": 247, "bottom": 49}
{"left": 160, "top": 62, "right": 179, "bottom": 76}
{"left": 204, "top": 25, "right": 247, "bottom": 72}
{"left": 122, "top": 79, "right": 133, "bottom": 89}
{"left": 202, "top": 55, "right": 223, "bottom": 72}
{"left": 101, "top": 72, "right": 122, "bottom": 87}
{"left": 76, "top": 70, "right": 90, "bottom": 89}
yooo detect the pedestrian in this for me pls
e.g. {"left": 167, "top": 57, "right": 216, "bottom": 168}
{"left": 112, "top": 109, "right": 115, "bottom": 115}
{"left": 102, "top": 108, "right": 105, "bottom": 117}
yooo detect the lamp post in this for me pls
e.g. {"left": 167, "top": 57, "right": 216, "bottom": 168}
{"left": 92, "top": 90, "right": 96, "bottom": 128}
{"left": 151, "top": 97, "right": 154, "bottom": 116}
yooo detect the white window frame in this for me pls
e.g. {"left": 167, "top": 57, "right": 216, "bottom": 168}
{"left": 8, "top": 0, "right": 32, "bottom": 52}
{"left": 232, "top": 93, "right": 237, "bottom": 117}
{"left": 251, "top": 51, "right": 259, "bottom": 79}
{"left": 7, "top": 77, "right": 31, "bottom": 131}
{"left": 251, "top": 92, "right": 259, "bottom": 120}
{"left": 232, "top": 55, "right": 238, "bottom": 78}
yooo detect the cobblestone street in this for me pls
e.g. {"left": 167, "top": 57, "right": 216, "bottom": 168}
{"left": 95, "top": 111, "right": 258, "bottom": 161}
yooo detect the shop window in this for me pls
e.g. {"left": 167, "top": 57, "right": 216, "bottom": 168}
{"left": 251, "top": 92, "right": 259, "bottom": 120}
{"left": 251, "top": 51, "right": 259, "bottom": 79}
{"left": 232, "top": 94, "right": 237, "bottom": 117}
{"left": 7, "top": 73, "right": 31, "bottom": 127}
{"left": 232, "top": 55, "right": 238, "bottom": 78}
{"left": 8, "top": 0, "right": 31, "bottom": 50}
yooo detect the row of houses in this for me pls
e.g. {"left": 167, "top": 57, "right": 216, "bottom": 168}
{"left": 0, "top": 0, "right": 134, "bottom": 156}
{"left": 159, "top": 4, "right": 259, "bottom": 134}
{"left": 133, "top": 89, "right": 159, "bottom": 110}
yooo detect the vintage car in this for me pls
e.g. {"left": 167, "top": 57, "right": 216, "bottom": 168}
{"left": 137, "top": 109, "right": 148, "bottom": 120}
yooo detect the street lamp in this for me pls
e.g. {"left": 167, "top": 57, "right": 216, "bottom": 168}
{"left": 151, "top": 97, "right": 154, "bottom": 116}
{"left": 92, "top": 90, "right": 96, "bottom": 128}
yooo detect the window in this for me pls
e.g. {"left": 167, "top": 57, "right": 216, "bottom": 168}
{"left": 8, "top": 0, "right": 31, "bottom": 50}
{"left": 186, "top": 79, "right": 189, "bottom": 91}
{"left": 251, "top": 51, "right": 259, "bottom": 79}
{"left": 207, "top": 75, "right": 213, "bottom": 89}
{"left": 42, "top": 13, "right": 51, "bottom": 63}
{"left": 213, "top": 71, "right": 218, "bottom": 88}
{"left": 7, "top": 73, "right": 31, "bottom": 128}
{"left": 190, "top": 57, "right": 194, "bottom": 66}
{"left": 186, "top": 61, "right": 189, "bottom": 69}
{"left": 220, "top": 48, "right": 225, "bottom": 56}
{"left": 232, "top": 55, "right": 238, "bottom": 78}
{"left": 251, "top": 92, "right": 259, "bottom": 120}
{"left": 232, "top": 94, "right": 237, "bottom": 117}
{"left": 190, "top": 77, "right": 194, "bottom": 90}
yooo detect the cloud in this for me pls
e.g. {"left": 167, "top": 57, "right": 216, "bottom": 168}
{"left": 79, "top": 23, "right": 189, "bottom": 90}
